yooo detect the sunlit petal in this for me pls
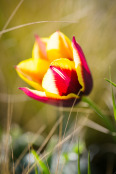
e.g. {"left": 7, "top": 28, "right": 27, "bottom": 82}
{"left": 16, "top": 66, "right": 43, "bottom": 90}
{"left": 47, "top": 31, "right": 73, "bottom": 62}
{"left": 16, "top": 58, "right": 49, "bottom": 89}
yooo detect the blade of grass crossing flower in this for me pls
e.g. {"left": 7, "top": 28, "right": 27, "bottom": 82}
{"left": 88, "top": 151, "right": 91, "bottom": 174}
{"left": 105, "top": 78, "right": 116, "bottom": 88}
{"left": 77, "top": 140, "right": 81, "bottom": 174}
{"left": 82, "top": 97, "right": 115, "bottom": 132}
{"left": 31, "top": 150, "right": 49, "bottom": 174}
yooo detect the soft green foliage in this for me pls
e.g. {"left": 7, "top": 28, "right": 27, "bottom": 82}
{"left": 73, "top": 141, "right": 85, "bottom": 154}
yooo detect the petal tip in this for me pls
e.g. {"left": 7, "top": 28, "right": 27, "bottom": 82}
{"left": 35, "top": 34, "right": 39, "bottom": 38}
{"left": 19, "top": 87, "right": 25, "bottom": 91}
{"left": 14, "top": 65, "right": 17, "bottom": 69}
{"left": 56, "top": 30, "right": 60, "bottom": 34}
{"left": 72, "top": 36, "right": 76, "bottom": 45}
{"left": 35, "top": 34, "right": 40, "bottom": 42}
{"left": 19, "top": 87, "right": 30, "bottom": 95}
{"left": 15, "top": 65, "right": 20, "bottom": 72}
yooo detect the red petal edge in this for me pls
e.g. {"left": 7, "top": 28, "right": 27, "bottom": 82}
{"left": 19, "top": 87, "right": 81, "bottom": 107}
{"left": 72, "top": 36, "right": 93, "bottom": 95}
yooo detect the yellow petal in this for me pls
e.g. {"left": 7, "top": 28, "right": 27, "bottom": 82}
{"left": 47, "top": 31, "right": 73, "bottom": 62}
{"left": 16, "top": 57, "right": 50, "bottom": 90}
{"left": 16, "top": 68, "right": 43, "bottom": 90}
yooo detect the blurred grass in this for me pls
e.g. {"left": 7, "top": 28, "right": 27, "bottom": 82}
{"left": 0, "top": 0, "right": 116, "bottom": 173}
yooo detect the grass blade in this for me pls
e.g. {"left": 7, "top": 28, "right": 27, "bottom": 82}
{"left": 105, "top": 78, "right": 116, "bottom": 87}
{"left": 31, "top": 149, "right": 49, "bottom": 174}
{"left": 105, "top": 77, "right": 116, "bottom": 121}
{"left": 34, "top": 166, "right": 39, "bottom": 174}
{"left": 88, "top": 151, "right": 91, "bottom": 174}
{"left": 77, "top": 140, "right": 81, "bottom": 174}
{"left": 82, "top": 97, "right": 115, "bottom": 132}
{"left": 112, "top": 88, "right": 116, "bottom": 121}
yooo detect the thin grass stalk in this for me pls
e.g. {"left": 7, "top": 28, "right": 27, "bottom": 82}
{"left": 88, "top": 151, "right": 91, "bottom": 174}
{"left": 82, "top": 96, "right": 115, "bottom": 132}
{"left": 77, "top": 140, "right": 81, "bottom": 174}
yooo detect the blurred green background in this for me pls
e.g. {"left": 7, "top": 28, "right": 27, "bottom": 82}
{"left": 0, "top": 0, "right": 116, "bottom": 136}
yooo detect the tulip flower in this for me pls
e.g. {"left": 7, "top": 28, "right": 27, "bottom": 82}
{"left": 16, "top": 31, "right": 93, "bottom": 107}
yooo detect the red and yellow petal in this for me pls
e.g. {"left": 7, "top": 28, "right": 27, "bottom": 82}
{"left": 47, "top": 31, "right": 73, "bottom": 62}
{"left": 19, "top": 87, "right": 81, "bottom": 107}
{"left": 42, "top": 58, "right": 82, "bottom": 96}
{"left": 72, "top": 37, "right": 93, "bottom": 95}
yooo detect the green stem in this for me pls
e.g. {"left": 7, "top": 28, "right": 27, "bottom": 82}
{"left": 88, "top": 151, "right": 91, "bottom": 174}
{"left": 77, "top": 140, "right": 81, "bottom": 174}
{"left": 82, "top": 96, "right": 115, "bottom": 132}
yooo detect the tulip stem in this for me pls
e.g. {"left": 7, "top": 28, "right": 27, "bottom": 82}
{"left": 82, "top": 96, "right": 116, "bottom": 132}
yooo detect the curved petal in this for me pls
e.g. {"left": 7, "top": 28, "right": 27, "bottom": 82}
{"left": 47, "top": 31, "right": 73, "bottom": 62}
{"left": 19, "top": 87, "right": 81, "bottom": 107}
{"left": 72, "top": 37, "right": 93, "bottom": 95}
{"left": 32, "top": 35, "right": 48, "bottom": 60}
{"left": 16, "top": 57, "right": 49, "bottom": 89}
{"left": 42, "top": 58, "right": 82, "bottom": 96}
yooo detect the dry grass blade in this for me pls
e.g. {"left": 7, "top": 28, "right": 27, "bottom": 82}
{"left": 62, "top": 96, "right": 79, "bottom": 140}
{"left": 0, "top": 20, "right": 76, "bottom": 35}
{"left": 58, "top": 107, "right": 92, "bottom": 113}
{"left": 23, "top": 115, "right": 87, "bottom": 174}
{"left": 37, "top": 116, "right": 63, "bottom": 154}
{"left": 0, "top": 93, "right": 29, "bottom": 102}
{"left": 59, "top": 114, "right": 78, "bottom": 174}
{"left": 1, "top": 96, "right": 13, "bottom": 174}
{"left": 14, "top": 125, "right": 46, "bottom": 171}
{"left": 55, "top": 115, "right": 63, "bottom": 174}
{"left": 22, "top": 116, "right": 63, "bottom": 174}
{"left": 80, "top": 117, "right": 116, "bottom": 136}
{"left": 0, "top": 0, "right": 24, "bottom": 38}
{"left": 24, "top": 115, "right": 116, "bottom": 174}
{"left": 53, "top": 97, "right": 79, "bottom": 174}
{"left": 60, "top": 5, "right": 93, "bottom": 28}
